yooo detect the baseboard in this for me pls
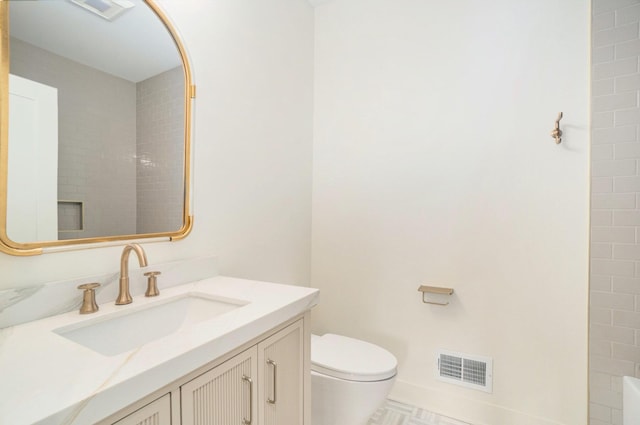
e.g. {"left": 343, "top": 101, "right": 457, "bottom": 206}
{"left": 389, "top": 380, "right": 569, "bottom": 425}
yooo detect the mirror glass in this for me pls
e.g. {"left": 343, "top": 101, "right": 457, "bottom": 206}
{"left": 1, "top": 0, "right": 192, "bottom": 253}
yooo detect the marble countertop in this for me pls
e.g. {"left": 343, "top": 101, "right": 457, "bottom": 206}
{"left": 0, "top": 276, "right": 319, "bottom": 425}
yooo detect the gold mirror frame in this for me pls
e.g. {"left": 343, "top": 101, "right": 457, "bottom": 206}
{"left": 0, "top": 0, "right": 194, "bottom": 256}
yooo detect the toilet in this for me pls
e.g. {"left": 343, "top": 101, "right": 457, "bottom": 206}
{"left": 311, "top": 333, "right": 397, "bottom": 425}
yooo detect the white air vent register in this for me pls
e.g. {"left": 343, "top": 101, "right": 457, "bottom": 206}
{"left": 69, "top": 0, "right": 135, "bottom": 21}
{"left": 437, "top": 349, "right": 493, "bottom": 393}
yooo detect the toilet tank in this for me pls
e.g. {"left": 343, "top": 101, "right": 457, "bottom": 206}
{"left": 624, "top": 376, "right": 640, "bottom": 425}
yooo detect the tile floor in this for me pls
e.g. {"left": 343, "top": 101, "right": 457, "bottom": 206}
{"left": 368, "top": 399, "right": 471, "bottom": 425}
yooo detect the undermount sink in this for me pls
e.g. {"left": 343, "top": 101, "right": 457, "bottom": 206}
{"left": 54, "top": 293, "right": 248, "bottom": 356}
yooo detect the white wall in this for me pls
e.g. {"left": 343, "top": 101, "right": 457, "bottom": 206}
{"left": 311, "top": 1, "right": 589, "bottom": 424}
{"left": 0, "top": 0, "right": 314, "bottom": 290}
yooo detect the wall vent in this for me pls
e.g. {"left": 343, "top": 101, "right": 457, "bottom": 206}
{"left": 69, "top": 0, "right": 135, "bottom": 21}
{"left": 436, "top": 350, "right": 493, "bottom": 393}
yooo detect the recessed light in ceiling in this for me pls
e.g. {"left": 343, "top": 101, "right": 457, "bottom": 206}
{"left": 69, "top": 0, "right": 135, "bottom": 21}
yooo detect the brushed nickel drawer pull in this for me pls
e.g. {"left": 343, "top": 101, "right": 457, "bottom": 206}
{"left": 242, "top": 375, "right": 253, "bottom": 424}
{"left": 267, "top": 359, "right": 277, "bottom": 404}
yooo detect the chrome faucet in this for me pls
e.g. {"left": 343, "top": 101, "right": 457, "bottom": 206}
{"left": 115, "top": 243, "right": 148, "bottom": 305}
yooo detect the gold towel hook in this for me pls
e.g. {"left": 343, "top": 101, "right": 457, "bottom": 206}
{"left": 551, "top": 112, "right": 563, "bottom": 144}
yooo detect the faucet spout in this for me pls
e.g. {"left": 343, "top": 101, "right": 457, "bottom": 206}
{"left": 116, "top": 243, "right": 148, "bottom": 305}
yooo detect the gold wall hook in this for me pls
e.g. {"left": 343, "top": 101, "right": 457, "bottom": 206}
{"left": 551, "top": 112, "right": 563, "bottom": 144}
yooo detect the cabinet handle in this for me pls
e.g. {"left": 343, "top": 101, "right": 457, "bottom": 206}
{"left": 266, "top": 359, "right": 277, "bottom": 404}
{"left": 242, "top": 375, "right": 253, "bottom": 425}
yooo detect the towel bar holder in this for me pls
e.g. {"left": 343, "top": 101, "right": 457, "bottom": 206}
{"left": 418, "top": 285, "right": 454, "bottom": 306}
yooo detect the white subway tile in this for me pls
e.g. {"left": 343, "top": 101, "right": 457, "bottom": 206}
{"left": 612, "top": 277, "right": 640, "bottom": 293}
{"left": 593, "top": 211, "right": 614, "bottom": 226}
{"left": 613, "top": 244, "right": 640, "bottom": 259}
{"left": 615, "top": 142, "right": 640, "bottom": 158}
{"left": 614, "top": 176, "right": 640, "bottom": 192}
{"left": 592, "top": 160, "right": 637, "bottom": 176}
{"left": 592, "top": 193, "right": 637, "bottom": 209}
{"left": 594, "top": 111, "right": 616, "bottom": 129}
{"left": 592, "top": 227, "right": 636, "bottom": 243}
{"left": 590, "top": 384, "right": 623, "bottom": 409}
{"left": 593, "top": 275, "right": 614, "bottom": 291}
{"left": 594, "top": 242, "right": 614, "bottom": 258}
{"left": 594, "top": 176, "right": 614, "bottom": 193}
{"left": 616, "top": 3, "right": 640, "bottom": 25}
{"left": 592, "top": 307, "right": 614, "bottom": 325}
{"left": 594, "top": 0, "right": 640, "bottom": 14}
{"left": 596, "top": 11, "right": 617, "bottom": 31}
{"left": 613, "top": 342, "right": 640, "bottom": 361}
{"left": 590, "top": 402, "right": 612, "bottom": 422}
{"left": 616, "top": 73, "right": 640, "bottom": 91}
{"left": 615, "top": 108, "right": 640, "bottom": 125}
{"left": 595, "top": 46, "right": 617, "bottom": 64}
{"left": 597, "top": 146, "right": 617, "bottom": 161}
{"left": 595, "top": 23, "right": 639, "bottom": 48}
{"left": 612, "top": 408, "right": 623, "bottom": 425}
{"left": 613, "top": 375, "right": 625, "bottom": 392}
{"left": 616, "top": 38, "right": 640, "bottom": 59}
{"left": 594, "top": 92, "right": 638, "bottom": 113}
{"left": 589, "top": 418, "right": 611, "bottom": 425}
{"left": 592, "top": 290, "right": 637, "bottom": 308}
{"left": 591, "top": 371, "right": 614, "bottom": 389}
{"left": 591, "top": 355, "right": 636, "bottom": 379}
{"left": 591, "top": 324, "right": 636, "bottom": 344}
{"left": 593, "top": 126, "right": 637, "bottom": 145}
{"left": 594, "top": 58, "right": 638, "bottom": 80}
{"left": 593, "top": 340, "right": 614, "bottom": 357}
{"left": 595, "top": 78, "right": 616, "bottom": 96}
{"left": 613, "top": 310, "right": 640, "bottom": 326}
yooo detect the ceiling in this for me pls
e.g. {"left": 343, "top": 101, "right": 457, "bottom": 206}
{"left": 9, "top": 0, "right": 182, "bottom": 83}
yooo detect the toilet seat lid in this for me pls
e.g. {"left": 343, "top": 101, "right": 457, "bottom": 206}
{"left": 311, "top": 334, "right": 397, "bottom": 382}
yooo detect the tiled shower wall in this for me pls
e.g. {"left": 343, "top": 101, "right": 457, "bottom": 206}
{"left": 590, "top": 1, "right": 640, "bottom": 424}
{"left": 10, "top": 38, "right": 184, "bottom": 238}
{"left": 10, "top": 38, "right": 137, "bottom": 239}
{"left": 136, "top": 66, "right": 185, "bottom": 234}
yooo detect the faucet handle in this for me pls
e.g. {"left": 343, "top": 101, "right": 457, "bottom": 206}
{"left": 144, "top": 271, "right": 161, "bottom": 297}
{"left": 78, "top": 282, "right": 100, "bottom": 314}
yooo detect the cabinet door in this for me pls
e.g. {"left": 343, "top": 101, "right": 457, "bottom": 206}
{"left": 181, "top": 347, "right": 258, "bottom": 425}
{"left": 258, "top": 320, "right": 304, "bottom": 425}
{"left": 112, "top": 393, "right": 171, "bottom": 425}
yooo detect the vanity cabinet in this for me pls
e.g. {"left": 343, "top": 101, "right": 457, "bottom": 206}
{"left": 103, "top": 317, "right": 308, "bottom": 425}
{"left": 258, "top": 320, "right": 303, "bottom": 425}
{"left": 112, "top": 393, "right": 171, "bottom": 425}
{"left": 181, "top": 320, "right": 303, "bottom": 425}
{"left": 181, "top": 347, "right": 258, "bottom": 424}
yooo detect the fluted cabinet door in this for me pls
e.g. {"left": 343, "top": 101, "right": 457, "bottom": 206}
{"left": 181, "top": 347, "right": 258, "bottom": 425}
{"left": 258, "top": 320, "right": 304, "bottom": 425}
{"left": 113, "top": 393, "right": 171, "bottom": 425}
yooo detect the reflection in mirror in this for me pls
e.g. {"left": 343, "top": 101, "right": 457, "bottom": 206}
{"left": 3, "top": 0, "right": 191, "bottom": 250}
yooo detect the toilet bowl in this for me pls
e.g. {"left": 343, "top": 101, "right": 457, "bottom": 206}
{"left": 311, "top": 333, "right": 397, "bottom": 425}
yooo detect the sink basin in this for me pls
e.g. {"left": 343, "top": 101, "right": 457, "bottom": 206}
{"left": 54, "top": 293, "right": 248, "bottom": 356}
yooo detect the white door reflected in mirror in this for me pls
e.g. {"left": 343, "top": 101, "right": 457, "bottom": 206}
{"left": 7, "top": 74, "right": 58, "bottom": 242}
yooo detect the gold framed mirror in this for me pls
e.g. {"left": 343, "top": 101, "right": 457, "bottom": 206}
{"left": 0, "top": 0, "right": 194, "bottom": 256}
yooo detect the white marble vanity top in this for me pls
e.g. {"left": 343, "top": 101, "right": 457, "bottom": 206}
{"left": 0, "top": 276, "right": 319, "bottom": 425}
